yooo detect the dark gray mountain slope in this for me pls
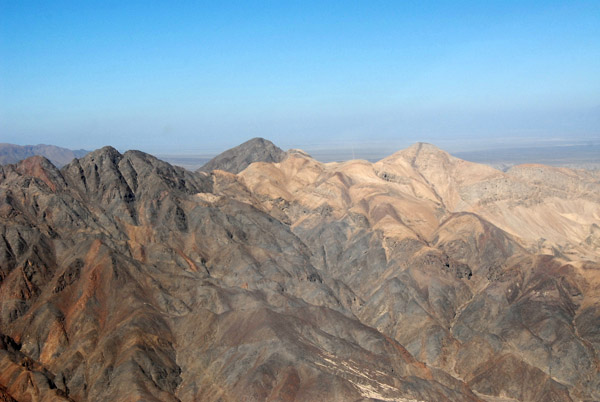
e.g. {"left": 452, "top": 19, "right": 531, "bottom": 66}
{"left": 197, "top": 137, "right": 285, "bottom": 174}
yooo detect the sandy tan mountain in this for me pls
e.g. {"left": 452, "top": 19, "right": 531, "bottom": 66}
{"left": 241, "top": 142, "right": 600, "bottom": 260}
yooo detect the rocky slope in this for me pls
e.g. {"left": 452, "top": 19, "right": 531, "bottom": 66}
{"left": 0, "top": 140, "right": 598, "bottom": 401}
{"left": 0, "top": 144, "right": 88, "bottom": 167}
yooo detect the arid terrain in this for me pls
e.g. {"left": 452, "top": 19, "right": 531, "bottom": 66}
{"left": 0, "top": 138, "right": 599, "bottom": 401}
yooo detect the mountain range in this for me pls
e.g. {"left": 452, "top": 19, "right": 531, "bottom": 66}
{"left": 0, "top": 138, "right": 598, "bottom": 401}
{"left": 0, "top": 144, "right": 88, "bottom": 168}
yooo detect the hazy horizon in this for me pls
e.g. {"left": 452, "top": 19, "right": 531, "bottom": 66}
{"left": 1, "top": 1, "right": 599, "bottom": 154}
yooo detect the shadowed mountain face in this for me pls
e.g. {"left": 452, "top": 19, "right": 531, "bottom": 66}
{"left": 197, "top": 137, "right": 286, "bottom": 174}
{"left": 0, "top": 143, "right": 88, "bottom": 167}
{"left": 0, "top": 140, "right": 598, "bottom": 401}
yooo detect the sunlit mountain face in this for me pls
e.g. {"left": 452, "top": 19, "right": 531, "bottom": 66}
{"left": 0, "top": 139, "right": 599, "bottom": 401}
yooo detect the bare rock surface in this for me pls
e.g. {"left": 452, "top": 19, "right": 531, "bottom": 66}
{"left": 0, "top": 139, "right": 598, "bottom": 401}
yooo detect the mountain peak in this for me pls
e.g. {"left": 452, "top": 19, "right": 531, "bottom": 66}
{"left": 86, "top": 145, "right": 122, "bottom": 160}
{"left": 379, "top": 142, "right": 453, "bottom": 166}
{"left": 407, "top": 142, "right": 448, "bottom": 155}
{"left": 15, "top": 155, "right": 65, "bottom": 191}
{"left": 198, "top": 137, "right": 285, "bottom": 174}
{"left": 408, "top": 141, "right": 439, "bottom": 150}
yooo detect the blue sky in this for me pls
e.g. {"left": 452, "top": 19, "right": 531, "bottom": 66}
{"left": 1, "top": 1, "right": 599, "bottom": 154}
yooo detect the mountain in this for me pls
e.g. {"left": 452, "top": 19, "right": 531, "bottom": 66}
{"left": 0, "top": 143, "right": 88, "bottom": 167}
{"left": 0, "top": 140, "right": 598, "bottom": 401}
{"left": 197, "top": 137, "right": 286, "bottom": 174}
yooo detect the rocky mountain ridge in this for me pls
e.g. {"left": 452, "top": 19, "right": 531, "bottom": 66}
{"left": 0, "top": 139, "right": 598, "bottom": 401}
